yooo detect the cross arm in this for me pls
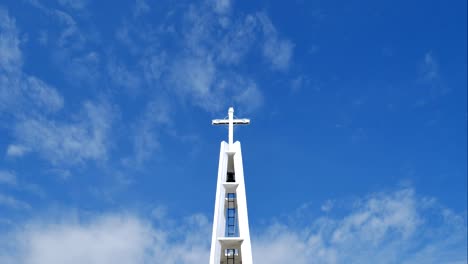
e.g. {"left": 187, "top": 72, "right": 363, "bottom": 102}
{"left": 211, "top": 119, "right": 250, "bottom": 125}
{"left": 233, "top": 119, "right": 250, "bottom": 125}
{"left": 212, "top": 119, "right": 230, "bottom": 125}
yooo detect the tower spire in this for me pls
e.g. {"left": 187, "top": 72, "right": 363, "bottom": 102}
{"left": 210, "top": 107, "right": 253, "bottom": 264}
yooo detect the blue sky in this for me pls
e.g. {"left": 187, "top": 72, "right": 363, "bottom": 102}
{"left": 0, "top": 0, "right": 466, "bottom": 263}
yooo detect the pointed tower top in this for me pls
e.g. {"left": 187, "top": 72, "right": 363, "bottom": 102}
{"left": 212, "top": 107, "right": 250, "bottom": 145}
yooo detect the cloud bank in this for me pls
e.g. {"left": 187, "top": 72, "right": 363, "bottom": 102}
{"left": 253, "top": 188, "right": 466, "bottom": 264}
{"left": 0, "top": 188, "right": 465, "bottom": 264}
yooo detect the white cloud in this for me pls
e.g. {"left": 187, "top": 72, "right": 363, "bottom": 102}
{"left": 5, "top": 144, "right": 29, "bottom": 157}
{"left": 0, "top": 8, "right": 64, "bottom": 116}
{"left": 212, "top": 0, "right": 231, "bottom": 14}
{"left": 0, "top": 188, "right": 465, "bottom": 264}
{"left": 0, "top": 8, "right": 22, "bottom": 74}
{"left": 421, "top": 52, "right": 439, "bottom": 82}
{"left": 141, "top": 52, "right": 166, "bottom": 85}
{"left": 61, "top": 51, "right": 100, "bottom": 85}
{"left": 23, "top": 215, "right": 154, "bottom": 264}
{"left": 0, "top": 7, "right": 113, "bottom": 170}
{"left": 130, "top": 99, "right": 171, "bottom": 164}
{"left": 169, "top": 53, "right": 263, "bottom": 113}
{"left": 1, "top": 73, "right": 64, "bottom": 115}
{"left": 53, "top": 9, "right": 85, "bottom": 49}
{"left": 0, "top": 170, "right": 45, "bottom": 198}
{"left": 133, "top": 0, "right": 150, "bottom": 17}
{"left": 252, "top": 188, "right": 467, "bottom": 264}
{"left": 290, "top": 75, "right": 315, "bottom": 93}
{"left": 115, "top": 21, "right": 139, "bottom": 54}
{"left": 47, "top": 168, "right": 72, "bottom": 180}
{"left": 0, "top": 171, "right": 16, "bottom": 185}
{"left": 262, "top": 37, "right": 294, "bottom": 71}
{"left": 169, "top": 55, "right": 219, "bottom": 111}
{"left": 257, "top": 12, "right": 294, "bottom": 71}
{"left": 415, "top": 52, "right": 450, "bottom": 107}
{"left": 23, "top": 76, "right": 64, "bottom": 112}
{"left": 110, "top": 0, "right": 267, "bottom": 112}
{"left": 34, "top": 6, "right": 98, "bottom": 86}
{"left": 0, "top": 193, "right": 30, "bottom": 210}
{"left": 0, "top": 212, "right": 210, "bottom": 264}
{"left": 233, "top": 81, "right": 263, "bottom": 113}
{"left": 108, "top": 59, "right": 142, "bottom": 93}
{"left": 26, "top": 3, "right": 98, "bottom": 86}
{"left": 321, "top": 199, "right": 333, "bottom": 212}
{"left": 0, "top": 7, "right": 22, "bottom": 113}
{"left": 57, "top": 0, "right": 88, "bottom": 11}
{"left": 13, "top": 101, "right": 114, "bottom": 164}
{"left": 165, "top": 3, "right": 272, "bottom": 113}
{"left": 216, "top": 14, "right": 258, "bottom": 65}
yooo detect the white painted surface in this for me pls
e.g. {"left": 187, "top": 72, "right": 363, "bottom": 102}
{"left": 232, "top": 141, "right": 253, "bottom": 264}
{"left": 210, "top": 108, "right": 253, "bottom": 264}
{"left": 209, "top": 142, "right": 228, "bottom": 264}
{"left": 209, "top": 141, "right": 253, "bottom": 264}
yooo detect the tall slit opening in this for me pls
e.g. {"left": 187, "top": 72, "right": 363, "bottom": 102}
{"left": 226, "top": 153, "right": 235, "bottom": 182}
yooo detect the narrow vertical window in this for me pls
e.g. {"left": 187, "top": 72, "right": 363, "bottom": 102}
{"left": 226, "top": 193, "right": 237, "bottom": 237}
{"left": 227, "top": 153, "right": 235, "bottom": 182}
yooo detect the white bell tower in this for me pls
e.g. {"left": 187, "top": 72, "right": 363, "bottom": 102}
{"left": 210, "top": 107, "right": 253, "bottom": 264}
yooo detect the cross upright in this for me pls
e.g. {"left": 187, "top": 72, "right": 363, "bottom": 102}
{"left": 212, "top": 107, "right": 250, "bottom": 145}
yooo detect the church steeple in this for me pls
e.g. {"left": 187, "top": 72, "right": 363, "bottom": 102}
{"left": 210, "top": 107, "right": 253, "bottom": 264}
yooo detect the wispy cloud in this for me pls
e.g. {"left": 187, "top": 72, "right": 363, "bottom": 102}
{"left": 53, "top": 9, "right": 85, "bottom": 49}
{"left": 107, "top": 59, "right": 142, "bottom": 94}
{"left": 0, "top": 74, "right": 64, "bottom": 116}
{"left": 61, "top": 51, "right": 101, "bottom": 86}
{"left": 0, "top": 170, "right": 45, "bottom": 198}
{"left": 0, "top": 7, "right": 23, "bottom": 113}
{"left": 211, "top": 0, "right": 231, "bottom": 14}
{"left": 0, "top": 7, "right": 114, "bottom": 169}
{"left": 57, "top": 0, "right": 88, "bottom": 11}
{"left": 0, "top": 170, "right": 16, "bottom": 185}
{"left": 233, "top": 80, "right": 263, "bottom": 114}
{"left": 166, "top": 2, "right": 277, "bottom": 113}
{"left": 111, "top": 0, "right": 291, "bottom": 114}
{"left": 0, "top": 7, "right": 64, "bottom": 120}
{"left": 321, "top": 199, "right": 334, "bottom": 212}
{"left": 257, "top": 12, "right": 294, "bottom": 71}
{"left": 0, "top": 193, "right": 30, "bottom": 210}
{"left": 169, "top": 55, "right": 219, "bottom": 111}
{"left": 133, "top": 0, "right": 150, "bottom": 17}
{"left": 26, "top": 2, "right": 99, "bottom": 87}
{"left": 0, "top": 8, "right": 21, "bottom": 74}
{"left": 421, "top": 52, "right": 439, "bottom": 82}
{"left": 415, "top": 52, "right": 450, "bottom": 107}
{"left": 215, "top": 14, "right": 258, "bottom": 65}
{"left": 129, "top": 99, "right": 172, "bottom": 165}
{"left": 23, "top": 76, "right": 64, "bottom": 112}
{"left": 290, "top": 75, "right": 315, "bottom": 93}
{"left": 13, "top": 101, "right": 114, "bottom": 165}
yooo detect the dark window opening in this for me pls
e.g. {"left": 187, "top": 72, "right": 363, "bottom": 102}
{"left": 227, "top": 171, "right": 235, "bottom": 182}
{"left": 225, "top": 249, "right": 237, "bottom": 264}
{"left": 227, "top": 154, "right": 235, "bottom": 182}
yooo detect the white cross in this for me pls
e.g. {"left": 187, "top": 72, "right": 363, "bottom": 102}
{"left": 212, "top": 107, "right": 250, "bottom": 145}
